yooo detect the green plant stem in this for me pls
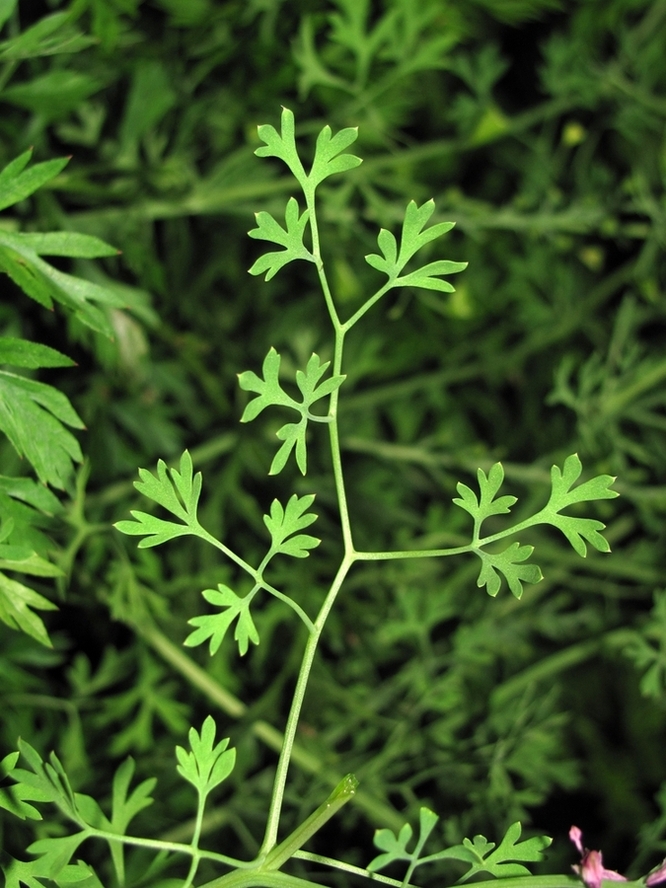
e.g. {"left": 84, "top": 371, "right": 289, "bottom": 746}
{"left": 87, "top": 828, "right": 247, "bottom": 869}
{"left": 293, "top": 851, "right": 404, "bottom": 886}
{"left": 261, "top": 775, "right": 358, "bottom": 871}
{"left": 258, "top": 553, "right": 355, "bottom": 858}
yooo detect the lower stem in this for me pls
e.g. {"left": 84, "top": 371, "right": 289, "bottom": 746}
{"left": 258, "top": 555, "right": 355, "bottom": 859}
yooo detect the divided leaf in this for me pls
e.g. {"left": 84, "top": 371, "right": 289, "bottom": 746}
{"left": 175, "top": 716, "right": 236, "bottom": 796}
{"left": 476, "top": 544, "right": 543, "bottom": 599}
{"left": 248, "top": 197, "right": 314, "bottom": 280}
{"left": 264, "top": 493, "right": 320, "bottom": 558}
{"left": 238, "top": 348, "right": 298, "bottom": 422}
{"left": 453, "top": 462, "right": 517, "bottom": 530}
{"left": 365, "top": 199, "right": 467, "bottom": 291}
{"left": 0, "top": 571, "right": 58, "bottom": 647}
{"left": 540, "top": 453, "right": 618, "bottom": 556}
{"left": 456, "top": 822, "right": 552, "bottom": 881}
{"left": 309, "top": 122, "right": 362, "bottom": 188}
{"left": 369, "top": 807, "right": 439, "bottom": 873}
{"left": 255, "top": 106, "right": 308, "bottom": 186}
{"left": 0, "top": 210, "right": 124, "bottom": 337}
{"left": 239, "top": 349, "right": 344, "bottom": 475}
{"left": 255, "top": 107, "right": 361, "bottom": 193}
{"left": 114, "top": 451, "right": 202, "bottom": 547}
{"left": 0, "top": 149, "right": 69, "bottom": 212}
{"left": 185, "top": 584, "right": 259, "bottom": 656}
{"left": 0, "top": 371, "right": 84, "bottom": 489}
{"left": 369, "top": 814, "right": 551, "bottom": 883}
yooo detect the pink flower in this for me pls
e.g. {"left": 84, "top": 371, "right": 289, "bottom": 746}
{"left": 646, "top": 860, "right": 666, "bottom": 886}
{"left": 569, "top": 826, "right": 627, "bottom": 888}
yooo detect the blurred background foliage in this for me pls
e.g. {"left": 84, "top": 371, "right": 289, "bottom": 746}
{"left": 1, "top": 0, "right": 666, "bottom": 884}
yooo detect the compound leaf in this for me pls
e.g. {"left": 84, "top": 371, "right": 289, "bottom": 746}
{"left": 476, "top": 543, "right": 543, "bottom": 599}
{"left": 114, "top": 451, "right": 202, "bottom": 546}
{"left": 248, "top": 197, "right": 314, "bottom": 280}
{"left": 239, "top": 350, "right": 344, "bottom": 475}
{"left": 175, "top": 716, "right": 236, "bottom": 796}
{"left": 540, "top": 453, "right": 618, "bottom": 556}
{"left": 185, "top": 584, "right": 259, "bottom": 656}
{"left": 264, "top": 493, "right": 320, "bottom": 558}
{"left": 365, "top": 200, "right": 466, "bottom": 290}
{"left": 457, "top": 821, "right": 552, "bottom": 882}
{"left": 0, "top": 149, "right": 69, "bottom": 212}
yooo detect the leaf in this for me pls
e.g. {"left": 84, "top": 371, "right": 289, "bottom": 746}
{"left": 453, "top": 462, "right": 517, "bottom": 527}
{"left": 0, "top": 231, "right": 127, "bottom": 337}
{"left": 0, "top": 149, "right": 69, "bottom": 212}
{"left": 0, "top": 0, "right": 17, "bottom": 30}
{"left": 255, "top": 107, "right": 307, "bottom": 186}
{"left": 185, "top": 584, "right": 259, "bottom": 656}
{"left": 0, "top": 571, "right": 58, "bottom": 646}
{"left": 0, "top": 371, "right": 84, "bottom": 488}
{"left": 540, "top": 453, "right": 618, "bottom": 556}
{"left": 0, "top": 11, "right": 96, "bottom": 60}
{"left": 239, "top": 349, "right": 344, "bottom": 475}
{"left": 1, "top": 69, "right": 104, "bottom": 119}
{"left": 0, "top": 337, "right": 74, "bottom": 369}
{"left": 475, "top": 543, "right": 543, "bottom": 599}
{"left": 114, "top": 451, "right": 202, "bottom": 547}
{"left": 309, "top": 122, "right": 362, "bottom": 188}
{"left": 255, "top": 107, "right": 362, "bottom": 193}
{"left": 238, "top": 347, "right": 298, "bottom": 422}
{"left": 456, "top": 822, "right": 552, "bottom": 882}
{"left": 365, "top": 200, "right": 467, "bottom": 290}
{"left": 369, "top": 808, "right": 441, "bottom": 873}
{"left": 368, "top": 822, "right": 414, "bottom": 871}
{"left": 16, "top": 232, "right": 119, "bottom": 259}
{"left": 264, "top": 493, "right": 320, "bottom": 558}
{"left": 248, "top": 197, "right": 314, "bottom": 280}
{"left": 107, "top": 758, "right": 156, "bottom": 885}
{"left": 0, "top": 751, "right": 45, "bottom": 820}
{"left": 175, "top": 716, "right": 236, "bottom": 796}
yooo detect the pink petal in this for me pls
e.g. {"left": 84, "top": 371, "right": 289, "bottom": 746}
{"left": 570, "top": 826, "right": 584, "bottom": 855}
{"left": 646, "top": 862, "right": 666, "bottom": 886}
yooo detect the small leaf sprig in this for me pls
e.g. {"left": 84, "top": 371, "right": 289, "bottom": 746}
{"left": 115, "top": 450, "right": 318, "bottom": 651}
{"left": 368, "top": 810, "right": 551, "bottom": 887}
{"left": 451, "top": 454, "right": 618, "bottom": 598}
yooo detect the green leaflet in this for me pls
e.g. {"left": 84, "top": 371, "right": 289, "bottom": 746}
{"left": 248, "top": 197, "right": 314, "bottom": 280}
{"left": 185, "top": 584, "right": 259, "bottom": 656}
{"left": 0, "top": 371, "right": 84, "bottom": 490}
{"left": 255, "top": 106, "right": 362, "bottom": 194}
{"left": 114, "top": 450, "right": 202, "bottom": 547}
{"left": 175, "top": 716, "right": 236, "bottom": 796}
{"left": 238, "top": 349, "right": 345, "bottom": 475}
{"left": 0, "top": 151, "right": 123, "bottom": 337}
{"left": 264, "top": 493, "right": 320, "bottom": 558}
{"left": 0, "top": 572, "right": 58, "bottom": 647}
{"left": 365, "top": 199, "right": 467, "bottom": 292}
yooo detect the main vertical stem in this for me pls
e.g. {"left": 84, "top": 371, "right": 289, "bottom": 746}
{"left": 257, "top": 185, "right": 357, "bottom": 862}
